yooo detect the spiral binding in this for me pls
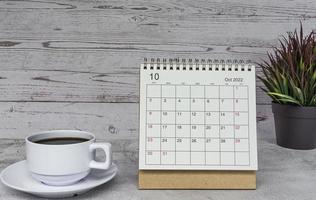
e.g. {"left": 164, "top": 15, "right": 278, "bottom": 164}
{"left": 142, "top": 58, "right": 253, "bottom": 71}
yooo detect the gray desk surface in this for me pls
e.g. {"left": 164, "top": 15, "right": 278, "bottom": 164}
{"left": 1, "top": 115, "right": 315, "bottom": 200}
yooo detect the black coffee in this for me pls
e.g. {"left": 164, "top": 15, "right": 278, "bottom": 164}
{"left": 35, "top": 137, "right": 89, "bottom": 145}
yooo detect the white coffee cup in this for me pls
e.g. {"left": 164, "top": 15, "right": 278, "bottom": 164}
{"left": 26, "top": 130, "right": 112, "bottom": 186}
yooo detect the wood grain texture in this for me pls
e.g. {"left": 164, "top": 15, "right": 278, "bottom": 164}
{"left": 0, "top": 0, "right": 316, "bottom": 104}
{"left": 0, "top": 102, "right": 271, "bottom": 139}
{"left": 0, "top": 102, "right": 138, "bottom": 139}
{"left": 0, "top": 55, "right": 268, "bottom": 103}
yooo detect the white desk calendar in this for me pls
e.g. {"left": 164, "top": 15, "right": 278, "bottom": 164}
{"left": 139, "top": 58, "right": 258, "bottom": 172}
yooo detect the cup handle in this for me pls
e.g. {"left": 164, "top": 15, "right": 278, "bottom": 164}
{"left": 89, "top": 143, "right": 112, "bottom": 170}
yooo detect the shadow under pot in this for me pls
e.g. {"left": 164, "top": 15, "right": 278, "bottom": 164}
{"left": 272, "top": 102, "right": 316, "bottom": 150}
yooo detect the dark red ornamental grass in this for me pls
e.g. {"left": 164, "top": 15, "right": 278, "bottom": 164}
{"left": 258, "top": 23, "right": 316, "bottom": 106}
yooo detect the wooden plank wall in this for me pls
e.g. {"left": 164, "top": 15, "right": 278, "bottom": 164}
{"left": 0, "top": 0, "right": 315, "bottom": 140}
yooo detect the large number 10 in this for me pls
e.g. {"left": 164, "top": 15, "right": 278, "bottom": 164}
{"left": 150, "top": 73, "right": 159, "bottom": 80}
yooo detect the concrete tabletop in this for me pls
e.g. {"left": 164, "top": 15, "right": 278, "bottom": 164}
{"left": 1, "top": 116, "right": 315, "bottom": 200}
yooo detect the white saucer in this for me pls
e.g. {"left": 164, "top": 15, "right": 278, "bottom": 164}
{"left": 0, "top": 160, "right": 118, "bottom": 198}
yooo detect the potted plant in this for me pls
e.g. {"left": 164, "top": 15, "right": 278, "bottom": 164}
{"left": 258, "top": 24, "right": 316, "bottom": 150}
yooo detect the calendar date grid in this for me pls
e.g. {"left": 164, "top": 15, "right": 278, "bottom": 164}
{"left": 145, "top": 84, "right": 250, "bottom": 166}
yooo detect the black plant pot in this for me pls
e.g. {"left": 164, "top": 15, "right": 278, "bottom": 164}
{"left": 272, "top": 102, "right": 316, "bottom": 150}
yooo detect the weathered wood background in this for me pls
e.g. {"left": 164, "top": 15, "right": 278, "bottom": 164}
{"left": 0, "top": 0, "right": 316, "bottom": 141}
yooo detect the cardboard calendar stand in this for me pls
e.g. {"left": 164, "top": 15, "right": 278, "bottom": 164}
{"left": 139, "top": 59, "right": 257, "bottom": 189}
{"left": 139, "top": 170, "right": 256, "bottom": 189}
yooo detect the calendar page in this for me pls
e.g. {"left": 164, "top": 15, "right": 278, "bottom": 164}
{"left": 139, "top": 59, "right": 258, "bottom": 170}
